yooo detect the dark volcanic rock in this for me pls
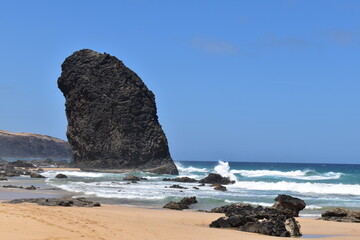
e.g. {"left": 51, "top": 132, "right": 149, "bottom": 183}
{"left": 199, "top": 173, "right": 234, "bottom": 185}
{"left": 7, "top": 197, "right": 101, "bottom": 207}
{"left": 320, "top": 207, "right": 360, "bottom": 223}
{"left": 0, "top": 130, "right": 71, "bottom": 159}
{"left": 213, "top": 184, "right": 227, "bottom": 191}
{"left": 169, "top": 184, "right": 188, "bottom": 189}
{"left": 209, "top": 204, "right": 301, "bottom": 237}
{"left": 272, "top": 194, "right": 306, "bottom": 217}
{"left": 162, "top": 177, "right": 198, "bottom": 183}
{"left": 57, "top": 49, "right": 178, "bottom": 175}
{"left": 25, "top": 185, "right": 37, "bottom": 190}
{"left": 55, "top": 173, "right": 68, "bottom": 179}
{"left": 123, "top": 175, "right": 140, "bottom": 181}
{"left": 163, "top": 196, "right": 197, "bottom": 210}
{"left": 30, "top": 172, "right": 45, "bottom": 178}
{"left": 7, "top": 160, "right": 35, "bottom": 168}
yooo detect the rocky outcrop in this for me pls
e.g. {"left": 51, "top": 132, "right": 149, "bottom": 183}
{"left": 7, "top": 197, "right": 101, "bottom": 207}
{"left": 0, "top": 130, "right": 71, "bottom": 159}
{"left": 163, "top": 196, "right": 197, "bottom": 210}
{"left": 55, "top": 173, "right": 68, "bottom": 179}
{"left": 319, "top": 207, "right": 360, "bottom": 223}
{"left": 163, "top": 177, "right": 198, "bottom": 183}
{"left": 123, "top": 175, "right": 140, "bottom": 181}
{"left": 209, "top": 204, "right": 301, "bottom": 237}
{"left": 199, "top": 173, "right": 234, "bottom": 185}
{"left": 272, "top": 194, "right": 306, "bottom": 217}
{"left": 58, "top": 49, "right": 178, "bottom": 175}
{"left": 213, "top": 184, "right": 227, "bottom": 191}
{"left": 29, "top": 172, "right": 45, "bottom": 178}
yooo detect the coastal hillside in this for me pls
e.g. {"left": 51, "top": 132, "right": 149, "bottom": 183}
{"left": 0, "top": 130, "right": 71, "bottom": 159}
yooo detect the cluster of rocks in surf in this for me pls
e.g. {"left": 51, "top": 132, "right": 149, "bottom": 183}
{"left": 209, "top": 194, "right": 305, "bottom": 237}
{"left": 319, "top": 207, "right": 360, "bottom": 223}
{"left": 163, "top": 196, "right": 198, "bottom": 210}
{"left": 57, "top": 49, "right": 178, "bottom": 175}
{"left": 7, "top": 197, "right": 100, "bottom": 207}
{"left": 162, "top": 173, "right": 233, "bottom": 191}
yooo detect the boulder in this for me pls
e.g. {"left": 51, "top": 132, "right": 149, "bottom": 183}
{"left": 213, "top": 184, "right": 227, "bottom": 191}
{"left": 30, "top": 172, "right": 45, "bottom": 178}
{"left": 123, "top": 175, "right": 140, "bottom": 181}
{"left": 163, "top": 196, "right": 197, "bottom": 210}
{"left": 320, "top": 207, "right": 360, "bottom": 223}
{"left": 57, "top": 49, "right": 178, "bottom": 175}
{"left": 55, "top": 173, "right": 68, "bottom": 179}
{"left": 272, "top": 194, "right": 306, "bottom": 217}
{"left": 169, "top": 184, "right": 187, "bottom": 189}
{"left": 209, "top": 204, "right": 302, "bottom": 237}
{"left": 199, "top": 173, "right": 234, "bottom": 185}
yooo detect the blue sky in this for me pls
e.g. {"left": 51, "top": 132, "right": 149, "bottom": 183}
{"left": 0, "top": 0, "right": 359, "bottom": 163}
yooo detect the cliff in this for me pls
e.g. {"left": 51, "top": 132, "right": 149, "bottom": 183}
{"left": 0, "top": 130, "right": 71, "bottom": 159}
{"left": 57, "top": 49, "right": 178, "bottom": 174}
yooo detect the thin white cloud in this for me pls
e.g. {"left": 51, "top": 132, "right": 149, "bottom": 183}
{"left": 192, "top": 37, "right": 243, "bottom": 55}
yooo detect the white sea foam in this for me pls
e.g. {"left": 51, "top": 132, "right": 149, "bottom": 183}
{"left": 42, "top": 171, "right": 106, "bottom": 178}
{"left": 214, "top": 161, "right": 237, "bottom": 181}
{"left": 175, "top": 162, "right": 208, "bottom": 173}
{"left": 233, "top": 181, "right": 360, "bottom": 196}
{"left": 231, "top": 169, "right": 342, "bottom": 180}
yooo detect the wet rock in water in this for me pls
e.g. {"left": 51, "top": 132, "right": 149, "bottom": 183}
{"left": 193, "top": 187, "right": 199, "bottom": 190}
{"left": 163, "top": 196, "right": 197, "bottom": 210}
{"left": 272, "top": 194, "right": 306, "bottom": 217}
{"left": 169, "top": 184, "right": 187, "bottom": 189}
{"left": 213, "top": 184, "right": 227, "bottom": 191}
{"left": 55, "top": 173, "right": 68, "bottom": 179}
{"left": 37, "top": 168, "right": 44, "bottom": 173}
{"left": 25, "top": 185, "right": 37, "bottom": 190}
{"left": 7, "top": 197, "right": 101, "bottom": 207}
{"left": 30, "top": 172, "right": 45, "bottom": 178}
{"left": 172, "top": 177, "right": 198, "bottom": 183}
{"left": 199, "top": 173, "right": 234, "bottom": 185}
{"left": 209, "top": 204, "right": 302, "bottom": 237}
{"left": 198, "top": 183, "right": 205, "bottom": 187}
{"left": 320, "top": 207, "right": 360, "bottom": 223}
{"left": 57, "top": 49, "right": 178, "bottom": 175}
{"left": 179, "top": 196, "right": 197, "bottom": 206}
{"left": 123, "top": 175, "right": 140, "bottom": 181}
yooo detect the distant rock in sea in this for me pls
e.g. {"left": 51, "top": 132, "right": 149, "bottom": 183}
{"left": 58, "top": 49, "right": 178, "bottom": 175}
{"left": 0, "top": 130, "right": 71, "bottom": 159}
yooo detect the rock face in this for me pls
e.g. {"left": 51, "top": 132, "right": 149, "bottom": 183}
{"left": 320, "top": 207, "right": 360, "bottom": 223}
{"left": 58, "top": 49, "right": 178, "bottom": 175}
{"left": 272, "top": 194, "right": 306, "bottom": 217}
{"left": 209, "top": 204, "right": 302, "bottom": 237}
{"left": 0, "top": 130, "right": 71, "bottom": 159}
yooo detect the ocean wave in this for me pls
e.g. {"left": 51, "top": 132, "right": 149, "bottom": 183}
{"left": 232, "top": 181, "right": 360, "bottom": 196}
{"left": 231, "top": 169, "right": 343, "bottom": 180}
{"left": 214, "top": 161, "right": 238, "bottom": 181}
{"left": 175, "top": 162, "right": 208, "bottom": 173}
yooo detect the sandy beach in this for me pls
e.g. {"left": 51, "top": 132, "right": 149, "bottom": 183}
{"left": 0, "top": 199, "right": 359, "bottom": 240}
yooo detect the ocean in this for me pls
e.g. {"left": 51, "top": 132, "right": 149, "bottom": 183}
{"left": 41, "top": 161, "right": 360, "bottom": 217}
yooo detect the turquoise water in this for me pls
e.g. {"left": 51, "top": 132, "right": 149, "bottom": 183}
{"left": 43, "top": 161, "right": 360, "bottom": 216}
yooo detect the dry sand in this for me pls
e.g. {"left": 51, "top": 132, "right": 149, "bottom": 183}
{"left": 0, "top": 203, "right": 359, "bottom": 240}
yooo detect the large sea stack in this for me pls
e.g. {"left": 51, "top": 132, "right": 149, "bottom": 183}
{"left": 57, "top": 49, "right": 178, "bottom": 174}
